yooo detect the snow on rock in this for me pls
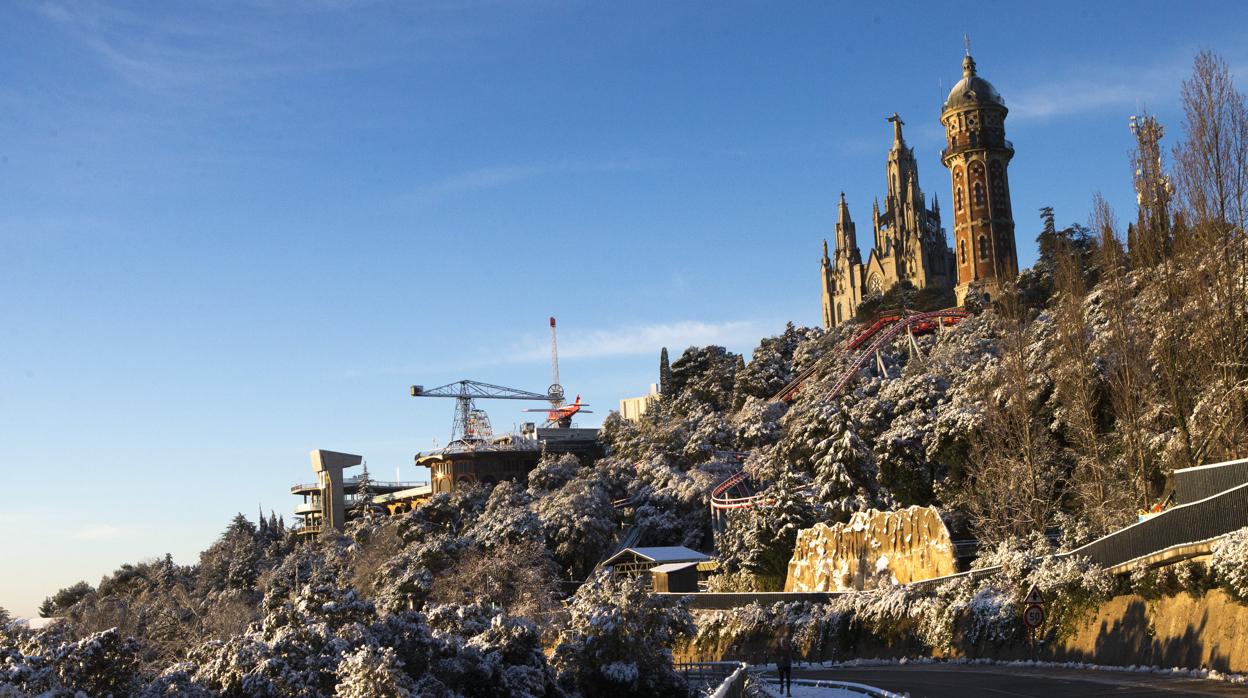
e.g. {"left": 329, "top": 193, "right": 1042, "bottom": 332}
{"left": 785, "top": 506, "right": 957, "bottom": 592}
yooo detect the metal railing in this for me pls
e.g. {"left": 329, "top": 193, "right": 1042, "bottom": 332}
{"left": 782, "top": 677, "right": 904, "bottom": 698}
{"left": 1062, "top": 481, "right": 1248, "bottom": 568}
{"left": 292, "top": 523, "right": 322, "bottom": 535}
{"left": 678, "top": 662, "right": 746, "bottom": 697}
{"left": 1173, "top": 457, "right": 1248, "bottom": 504}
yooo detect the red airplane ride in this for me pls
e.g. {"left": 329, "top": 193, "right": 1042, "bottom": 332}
{"left": 526, "top": 395, "right": 592, "bottom": 428}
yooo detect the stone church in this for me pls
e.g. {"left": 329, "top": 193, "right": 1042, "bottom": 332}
{"left": 821, "top": 49, "right": 1017, "bottom": 328}
{"left": 820, "top": 114, "right": 955, "bottom": 329}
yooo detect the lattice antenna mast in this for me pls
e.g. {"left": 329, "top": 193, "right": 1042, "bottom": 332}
{"left": 548, "top": 316, "right": 565, "bottom": 408}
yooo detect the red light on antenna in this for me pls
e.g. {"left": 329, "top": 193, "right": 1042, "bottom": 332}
{"left": 550, "top": 316, "right": 556, "bottom": 327}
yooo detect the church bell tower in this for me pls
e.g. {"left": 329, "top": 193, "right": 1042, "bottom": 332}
{"left": 940, "top": 45, "right": 1018, "bottom": 304}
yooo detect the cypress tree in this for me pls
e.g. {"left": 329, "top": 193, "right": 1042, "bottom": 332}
{"left": 659, "top": 347, "right": 671, "bottom": 394}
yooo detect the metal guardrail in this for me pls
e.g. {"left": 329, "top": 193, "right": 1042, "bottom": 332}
{"left": 1062, "top": 481, "right": 1248, "bottom": 568}
{"left": 678, "top": 662, "right": 746, "bottom": 698}
{"left": 1174, "top": 457, "right": 1248, "bottom": 504}
{"left": 656, "top": 591, "right": 844, "bottom": 610}
{"left": 783, "top": 677, "right": 905, "bottom": 697}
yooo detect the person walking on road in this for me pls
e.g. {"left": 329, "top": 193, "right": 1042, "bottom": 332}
{"left": 776, "top": 632, "right": 793, "bottom": 696}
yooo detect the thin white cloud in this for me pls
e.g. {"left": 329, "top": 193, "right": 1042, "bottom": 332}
{"left": 1005, "top": 54, "right": 1207, "bottom": 122}
{"left": 1009, "top": 79, "right": 1164, "bottom": 121}
{"left": 505, "top": 319, "right": 766, "bottom": 362}
{"left": 72, "top": 524, "right": 126, "bottom": 541}
{"left": 407, "top": 157, "right": 665, "bottom": 207}
{"left": 31, "top": 2, "right": 451, "bottom": 88}
{"left": 343, "top": 318, "right": 767, "bottom": 378}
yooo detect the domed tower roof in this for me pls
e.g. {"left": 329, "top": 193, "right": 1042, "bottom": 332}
{"left": 943, "top": 53, "right": 1005, "bottom": 112}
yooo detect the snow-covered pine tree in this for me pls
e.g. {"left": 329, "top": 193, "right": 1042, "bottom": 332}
{"left": 354, "top": 463, "right": 375, "bottom": 518}
{"left": 334, "top": 645, "right": 417, "bottom": 697}
{"left": 257, "top": 504, "right": 270, "bottom": 540}
{"left": 814, "top": 405, "right": 876, "bottom": 515}
{"left": 552, "top": 571, "right": 693, "bottom": 697}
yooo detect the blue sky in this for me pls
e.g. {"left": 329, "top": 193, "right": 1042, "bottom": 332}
{"left": 3, "top": 1, "right": 1246, "bottom": 618}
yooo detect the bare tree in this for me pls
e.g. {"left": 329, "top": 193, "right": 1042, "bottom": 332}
{"left": 960, "top": 289, "right": 1063, "bottom": 542}
{"left": 1172, "top": 50, "right": 1248, "bottom": 463}
{"left": 1048, "top": 230, "right": 1132, "bottom": 532}
{"left": 1174, "top": 50, "right": 1248, "bottom": 233}
{"left": 1093, "top": 195, "right": 1166, "bottom": 508}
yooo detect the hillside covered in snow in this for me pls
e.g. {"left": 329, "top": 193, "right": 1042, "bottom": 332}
{"left": 3, "top": 50, "right": 1248, "bottom": 698}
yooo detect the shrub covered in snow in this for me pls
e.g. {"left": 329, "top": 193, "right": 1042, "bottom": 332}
{"left": 552, "top": 571, "right": 692, "bottom": 697}
{"left": 687, "top": 601, "right": 846, "bottom": 664}
{"left": 1212, "top": 526, "right": 1248, "bottom": 603}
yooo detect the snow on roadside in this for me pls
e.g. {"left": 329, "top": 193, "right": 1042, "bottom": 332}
{"left": 788, "top": 656, "right": 1248, "bottom": 685}
{"left": 755, "top": 682, "right": 893, "bottom": 697}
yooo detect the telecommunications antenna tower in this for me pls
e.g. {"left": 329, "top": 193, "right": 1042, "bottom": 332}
{"left": 548, "top": 316, "right": 565, "bottom": 408}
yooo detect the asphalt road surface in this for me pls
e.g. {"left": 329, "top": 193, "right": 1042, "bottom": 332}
{"left": 790, "top": 664, "right": 1248, "bottom": 697}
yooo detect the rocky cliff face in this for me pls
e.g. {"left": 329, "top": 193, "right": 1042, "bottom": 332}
{"left": 784, "top": 506, "right": 956, "bottom": 592}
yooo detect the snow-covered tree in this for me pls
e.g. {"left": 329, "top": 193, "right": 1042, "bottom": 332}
{"left": 353, "top": 464, "right": 375, "bottom": 518}
{"left": 532, "top": 469, "right": 616, "bottom": 579}
{"left": 334, "top": 645, "right": 416, "bottom": 697}
{"left": 527, "top": 452, "right": 581, "bottom": 494}
{"left": 666, "top": 345, "right": 741, "bottom": 412}
{"left": 552, "top": 572, "right": 692, "bottom": 697}
{"left": 1212, "top": 526, "right": 1248, "bottom": 603}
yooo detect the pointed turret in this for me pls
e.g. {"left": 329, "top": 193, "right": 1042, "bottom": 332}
{"left": 833, "top": 192, "right": 861, "bottom": 265}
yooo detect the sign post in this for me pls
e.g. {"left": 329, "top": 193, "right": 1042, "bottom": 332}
{"left": 1021, "top": 585, "right": 1045, "bottom": 660}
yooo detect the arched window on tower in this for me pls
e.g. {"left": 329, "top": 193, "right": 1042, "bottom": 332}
{"left": 959, "top": 239, "right": 966, "bottom": 265}
{"left": 973, "top": 182, "right": 985, "bottom": 208}
{"left": 956, "top": 187, "right": 964, "bottom": 211}
{"left": 978, "top": 235, "right": 989, "bottom": 261}
{"left": 990, "top": 161, "right": 1006, "bottom": 210}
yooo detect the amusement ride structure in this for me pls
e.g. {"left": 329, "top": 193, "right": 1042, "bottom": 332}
{"left": 410, "top": 317, "right": 592, "bottom": 448}
{"left": 710, "top": 308, "right": 970, "bottom": 520}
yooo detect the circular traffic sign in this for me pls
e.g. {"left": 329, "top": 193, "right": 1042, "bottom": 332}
{"left": 1023, "top": 603, "right": 1045, "bottom": 629}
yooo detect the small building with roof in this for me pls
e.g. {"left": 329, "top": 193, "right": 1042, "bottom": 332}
{"left": 600, "top": 546, "right": 713, "bottom": 576}
{"left": 649, "top": 561, "right": 702, "bottom": 593}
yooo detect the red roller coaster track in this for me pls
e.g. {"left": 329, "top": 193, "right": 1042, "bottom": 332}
{"left": 711, "top": 308, "right": 970, "bottom": 515}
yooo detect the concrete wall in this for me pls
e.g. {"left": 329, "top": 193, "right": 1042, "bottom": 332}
{"left": 680, "top": 590, "right": 1248, "bottom": 673}
{"left": 1053, "top": 590, "right": 1248, "bottom": 672}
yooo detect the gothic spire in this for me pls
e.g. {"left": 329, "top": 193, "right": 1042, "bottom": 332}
{"left": 837, "top": 192, "right": 853, "bottom": 226}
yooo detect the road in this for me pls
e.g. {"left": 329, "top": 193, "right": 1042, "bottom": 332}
{"left": 786, "top": 664, "right": 1248, "bottom": 697}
